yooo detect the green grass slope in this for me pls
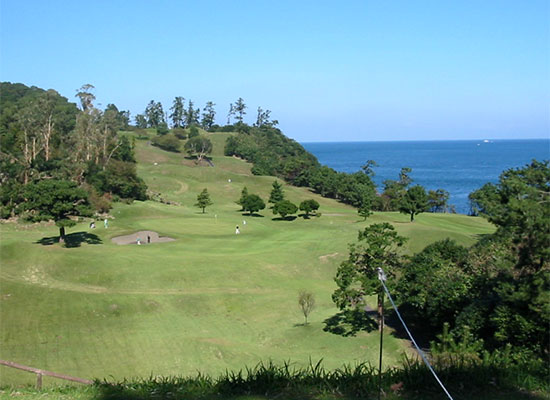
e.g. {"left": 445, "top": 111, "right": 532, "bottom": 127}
{"left": 0, "top": 130, "right": 494, "bottom": 387}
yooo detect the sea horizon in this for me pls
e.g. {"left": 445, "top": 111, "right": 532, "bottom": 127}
{"left": 302, "top": 138, "right": 549, "bottom": 214}
{"left": 300, "top": 137, "right": 550, "bottom": 144}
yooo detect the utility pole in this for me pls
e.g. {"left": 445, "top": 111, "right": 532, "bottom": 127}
{"left": 377, "top": 267, "right": 387, "bottom": 400}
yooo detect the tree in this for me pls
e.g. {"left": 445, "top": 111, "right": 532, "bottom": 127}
{"left": 395, "top": 239, "right": 470, "bottom": 331}
{"left": 201, "top": 101, "right": 216, "bottom": 130}
{"left": 226, "top": 103, "right": 235, "bottom": 125}
{"left": 469, "top": 160, "right": 550, "bottom": 269}
{"left": 357, "top": 197, "right": 372, "bottom": 221}
{"left": 184, "top": 136, "right": 212, "bottom": 164}
{"left": 332, "top": 223, "right": 406, "bottom": 325}
{"left": 399, "top": 185, "right": 428, "bottom": 221}
{"left": 234, "top": 98, "right": 247, "bottom": 123}
{"left": 268, "top": 180, "right": 284, "bottom": 204}
{"left": 170, "top": 96, "right": 185, "bottom": 128}
{"left": 254, "top": 107, "right": 277, "bottom": 127}
{"left": 236, "top": 186, "right": 248, "bottom": 210}
{"left": 195, "top": 188, "right": 213, "bottom": 213}
{"left": 299, "top": 199, "right": 319, "bottom": 218}
{"left": 184, "top": 100, "right": 200, "bottom": 127}
{"left": 75, "top": 84, "right": 96, "bottom": 112}
{"left": 134, "top": 113, "right": 147, "bottom": 128}
{"left": 272, "top": 200, "right": 297, "bottom": 219}
{"left": 361, "top": 160, "right": 378, "bottom": 177}
{"left": 241, "top": 194, "right": 265, "bottom": 215}
{"left": 298, "top": 291, "right": 315, "bottom": 325}
{"left": 23, "top": 179, "right": 91, "bottom": 242}
{"left": 144, "top": 100, "right": 164, "bottom": 128}
{"left": 151, "top": 134, "right": 180, "bottom": 152}
{"left": 378, "top": 167, "right": 413, "bottom": 211}
{"left": 428, "top": 189, "right": 450, "bottom": 213}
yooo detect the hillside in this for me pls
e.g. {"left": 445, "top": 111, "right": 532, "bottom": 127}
{"left": 0, "top": 129, "right": 495, "bottom": 387}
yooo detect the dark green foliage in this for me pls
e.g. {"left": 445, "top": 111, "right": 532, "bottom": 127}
{"left": 395, "top": 161, "right": 550, "bottom": 356}
{"left": 268, "top": 180, "right": 284, "bottom": 204}
{"left": 299, "top": 199, "right": 320, "bottom": 218}
{"left": 170, "top": 96, "right": 185, "bottom": 128}
{"left": 184, "top": 136, "right": 212, "bottom": 163}
{"left": 469, "top": 160, "right": 549, "bottom": 268}
{"left": 134, "top": 113, "right": 147, "bottom": 128}
{"left": 151, "top": 134, "right": 181, "bottom": 152}
{"left": 172, "top": 127, "right": 187, "bottom": 139}
{"left": 332, "top": 223, "right": 406, "bottom": 311}
{"left": 357, "top": 195, "right": 373, "bottom": 220}
{"left": 187, "top": 125, "right": 199, "bottom": 138}
{"left": 272, "top": 200, "right": 297, "bottom": 219}
{"left": 23, "top": 179, "right": 91, "bottom": 240}
{"left": 236, "top": 186, "right": 249, "bottom": 210}
{"left": 396, "top": 239, "right": 470, "bottom": 330}
{"left": 201, "top": 101, "right": 216, "bottom": 130}
{"left": 0, "top": 82, "right": 148, "bottom": 217}
{"left": 373, "top": 167, "right": 413, "bottom": 211}
{"left": 224, "top": 125, "right": 319, "bottom": 180}
{"left": 88, "top": 160, "right": 147, "bottom": 201}
{"left": 428, "top": 188, "right": 450, "bottom": 213}
{"left": 156, "top": 122, "right": 169, "bottom": 135}
{"left": 399, "top": 185, "right": 429, "bottom": 221}
{"left": 111, "top": 135, "right": 136, "bottom": 163}
{"left": 144, "top": 100, "right": 164, "bottom": 127}
{"left": 241, "top": 194, "right": 265, "bottom": 215}
{"left": 195, "top": 188, "right": 213, "bottom": 213}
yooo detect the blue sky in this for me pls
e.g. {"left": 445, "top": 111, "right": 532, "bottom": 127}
{"left": 1, "top": 0, "right": 548, "bottom": 142}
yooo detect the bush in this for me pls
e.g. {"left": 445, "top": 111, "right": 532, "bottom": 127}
{"left": 151, "top": 134, "right": 181, "bottom": 152}
{"left": 188, "top": 125, "right": 200, "bottom": 138}
{"left": 156, "top": 122, "right": 169, "bottom": 135}
{"left": 172, "top": 127, "right": 187, "bottom": 139}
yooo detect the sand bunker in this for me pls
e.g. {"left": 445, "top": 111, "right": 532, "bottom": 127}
{"left": 111, "top": 230, "right": 175, "bottom": 245}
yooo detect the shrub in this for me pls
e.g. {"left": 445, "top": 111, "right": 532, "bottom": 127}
{"left": 151, "top": 134, "right": 181, "bottom": 152}
{"left": 172, "top": 127, "right": 187, "bottom": 139}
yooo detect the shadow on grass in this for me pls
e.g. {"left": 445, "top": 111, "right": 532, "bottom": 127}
{"left": 35, "top": 231, "right": 102, "bottom": 248}
{"left": 323, "top": 308, "right": 377, "bottom": 337}
{"left": 272, "top": 216, "right": 297, "bottom": 221}
{"left": 242, "top": 213, "right": 264, "bottom": 218}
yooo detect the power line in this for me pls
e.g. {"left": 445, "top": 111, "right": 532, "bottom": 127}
{"left": 376, "top": 267, "right": 455, "bottom": 400}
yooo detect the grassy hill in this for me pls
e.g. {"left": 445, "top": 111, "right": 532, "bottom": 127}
{"left": 0, "top": 129, "right": 495, "bottom": 388}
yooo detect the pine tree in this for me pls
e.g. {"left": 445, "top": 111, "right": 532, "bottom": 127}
{"left": 195, "top": 188, "right": 213, "bottom": 213}
{"left": 269, "top": 181, "right": 284, "bottom": 205}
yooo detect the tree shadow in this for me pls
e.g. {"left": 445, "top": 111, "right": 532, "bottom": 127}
{"left": 35, "top": 232, "right": 102, "bottom": 248}
{"left": 298, "top": 213, "right": 310, "bottom": 219}
{"left": 272, "top": 216, "right": 297, "bottom": 221}
{"left": 242, "top": 212, "right": 264, "bottom": 217}
{"left": 323, "top": 308, "right": 378, "bottom": 337}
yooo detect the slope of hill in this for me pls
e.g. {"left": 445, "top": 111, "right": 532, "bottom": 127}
{"left": 0, "top": 129, "right": 494, "bottom": 387}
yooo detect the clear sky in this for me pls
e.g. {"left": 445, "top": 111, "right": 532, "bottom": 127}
{"left": 1, "top": 0, "right": 548, "bottom": 142}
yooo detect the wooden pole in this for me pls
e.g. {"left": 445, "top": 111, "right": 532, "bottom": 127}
{"left": 378, "top": 291, "right": 384, "bottom": 400}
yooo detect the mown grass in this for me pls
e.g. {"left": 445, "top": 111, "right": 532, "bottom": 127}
{"left": 0, "top": 130, "right": 495, "bottom": 389}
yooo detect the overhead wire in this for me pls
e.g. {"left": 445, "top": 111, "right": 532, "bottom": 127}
{"left": 377, "top": 267, "right": 455, "bottom": 400}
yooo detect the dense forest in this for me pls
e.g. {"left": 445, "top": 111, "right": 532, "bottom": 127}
{"left": 0, "top": 82, "right": 146, "bottom": 239}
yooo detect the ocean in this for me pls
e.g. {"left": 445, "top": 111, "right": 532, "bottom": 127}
{"left": 302, "top": 139, "right": 550, "bottom": 214}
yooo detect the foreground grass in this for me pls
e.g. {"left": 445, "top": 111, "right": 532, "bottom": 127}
{"left": 0, "top": 131, "right": 495, "bottom": 387}
{"left": 1, "top": 358, "right": 547, "bottom": 400}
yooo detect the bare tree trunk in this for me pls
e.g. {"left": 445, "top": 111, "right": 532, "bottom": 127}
{"left": 43, "top": 114, "right": 54, "bottom": 161}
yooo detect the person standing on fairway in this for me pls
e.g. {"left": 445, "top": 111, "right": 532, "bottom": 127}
{"left": 235, "top": 226, "right": 240, "bottom": 234}
{"left": 104, "top": 218, "right": 109, "bottom": 228}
